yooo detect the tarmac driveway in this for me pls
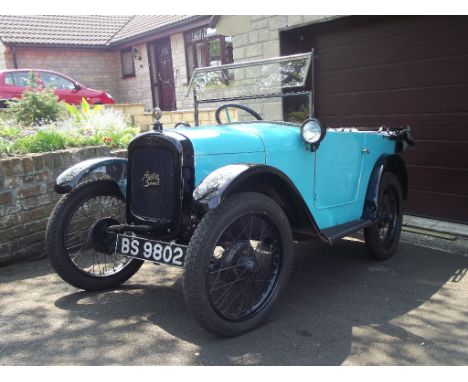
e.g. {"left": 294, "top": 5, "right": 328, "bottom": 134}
{"left": 0, "top": 232, "right": 467, "bottom": 365}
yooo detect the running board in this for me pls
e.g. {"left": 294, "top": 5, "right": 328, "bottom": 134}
{"left": 320, "top": 219, "right": 373, "bottom": 245}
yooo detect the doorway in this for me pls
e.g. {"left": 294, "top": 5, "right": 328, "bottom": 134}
{"left": 148, "top": 38, "right": 176, "bottom": 111}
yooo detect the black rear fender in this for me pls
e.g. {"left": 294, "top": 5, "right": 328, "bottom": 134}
{"left": 55, "top": 157, "right": 127, "bottom": 197}
{"left": 363, "top": 154, "right": 408, "bottom": 220}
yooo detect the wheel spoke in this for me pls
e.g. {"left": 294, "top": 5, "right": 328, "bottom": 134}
{"left": 206, "top": 213, "right": 282, "bottom": 321}
{"left": 64, "top": 192, "right": 132, "bottom": 277}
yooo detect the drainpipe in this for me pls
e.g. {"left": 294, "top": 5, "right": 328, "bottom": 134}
{"left": 12, "top": 45, "right": 18, "bottom": 69}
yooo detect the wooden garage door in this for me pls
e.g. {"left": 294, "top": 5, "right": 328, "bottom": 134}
{"left": 281, "top": 16, "right": 468, "bottom": 223}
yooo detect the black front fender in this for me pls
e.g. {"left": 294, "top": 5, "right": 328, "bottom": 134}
{"left": 193, "top": 164, "right": 321, "bottom": 236}
{"left": 55, "top": 157, "right": 127, "bottom": 197}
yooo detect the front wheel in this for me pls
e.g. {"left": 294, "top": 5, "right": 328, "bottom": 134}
{"left": 364, "top": 173, "right": 403, "bottom": 260}
{"left": 46, "top": 179, "right": 143, "bottom": 291}
{"left": 183, "top": 192, "right": 294, "bottom": 337}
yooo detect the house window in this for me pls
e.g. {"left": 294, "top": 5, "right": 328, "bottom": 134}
{"left": 184, "top": 27, "right": 234, "bottom": 79}
{"left": 121, "top": 49, "right": 135, "bottom": 78}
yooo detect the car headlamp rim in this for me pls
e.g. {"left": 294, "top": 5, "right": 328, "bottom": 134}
{"left": 301, "top": 118, "right": 326, "bottom": 144}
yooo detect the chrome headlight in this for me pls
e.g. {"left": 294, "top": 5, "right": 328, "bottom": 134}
{"left": 301, "top": 118, "right": 326, "bottom": 145}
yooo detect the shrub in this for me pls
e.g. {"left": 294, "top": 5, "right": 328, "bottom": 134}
{"left": 12, "top": 130, "right": 69, "bottom": 154}
{"left": 0, "top": 105, "right": 139, "bottom": 156}
{"left": 6, "top": 71, "right": 66, "bottom": 126}
{"left": 64, "top": 98, "right": 104, "bottom": 124}
{"left": 285, "top": 105, "right": 310, "bottom": 123}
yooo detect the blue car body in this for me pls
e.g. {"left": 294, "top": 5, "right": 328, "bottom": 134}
{"left": 55, "top": 120, "right": 406, "bottom": 240}
{"left": 178, "top": 122, "right": 396, "bottom": 229}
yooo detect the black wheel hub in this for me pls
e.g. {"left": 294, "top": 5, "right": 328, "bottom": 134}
{"left": 89, "top": 217, "right": 120, "bottom": 254}
{"left": 220, "top": 242, "right": 258, "bottom": 282}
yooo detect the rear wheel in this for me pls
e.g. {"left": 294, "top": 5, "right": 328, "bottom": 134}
{"left": 364, "top": 173, "right": 403, "bottom": 260}
{"left": 183, "top": 192, "right": 294, "bottom": 337}
{"left": 46, "top": 179, "right": 143, "bottom": 291}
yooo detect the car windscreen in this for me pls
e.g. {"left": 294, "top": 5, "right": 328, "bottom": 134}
{"left": 186, "top": 52, "right": 312, "bottom": 101}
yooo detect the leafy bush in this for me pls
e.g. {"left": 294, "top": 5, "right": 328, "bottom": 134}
{"left": 285, "top": 105, "right": 310, "bottom": 123}
{"left": 0, "top": 104, "right": 139, "bottom": 156}
{"left": 64, "top": 98, "right": 104, "bottom": 124}
{"left": 6, "top": 71, "right": 66, "bottom": 126}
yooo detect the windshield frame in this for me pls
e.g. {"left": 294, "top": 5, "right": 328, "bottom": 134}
{"left": 186, "top": 51, "right": 315, "bottom": 126}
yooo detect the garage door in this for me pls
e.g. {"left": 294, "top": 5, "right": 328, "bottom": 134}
{"left": 281, "top": 16, "right": 468, "bottom": 223}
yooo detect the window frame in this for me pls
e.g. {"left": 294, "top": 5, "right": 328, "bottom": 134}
{"left": 184, "top": 27, "right": 233, "bottom": 82}
{"left": 38, "top": 71, "right": 75, "bottom": 90}
{"left": 120, "top": 48, "right": 136, "bottom": 79}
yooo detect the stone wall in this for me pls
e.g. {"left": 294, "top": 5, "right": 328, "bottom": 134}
{"left": 228, "top": 15, "right": 339, "bottom": 120}
{"left": 0, "top": 146, "right": 125, "bottom": 265}
{"left": 171, "top": 33, "right": 193, "bottom": 110}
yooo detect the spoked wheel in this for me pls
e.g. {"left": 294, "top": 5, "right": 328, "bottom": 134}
{"left": 46, "top": 179, "right": 143, "bottom": 290}
{"left": 184, "top": 192, "right": 293, "bottom": 337}
{"left": 364, "top": 173, "right": 403, "bottom": 260}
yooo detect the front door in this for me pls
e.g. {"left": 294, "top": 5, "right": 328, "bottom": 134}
{"left": 149, "top": 38, "right": 176, "bottom": 111}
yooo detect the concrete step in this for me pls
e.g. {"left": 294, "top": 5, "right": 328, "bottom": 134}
{"left": 403, "top": 215, "right": 468, "bottom": 239}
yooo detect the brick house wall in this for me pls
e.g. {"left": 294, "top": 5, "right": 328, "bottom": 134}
{"left": 0, "top": 42, "right": 7, "bottom": 70}
{"left": 114, "top": 43, "right": 153, "bottom": 110}
{"left": 11, "top": 47, "right": 122, "bottom": 104}
{"left": 2, "top": 40, "right": 192, "bottom": 113}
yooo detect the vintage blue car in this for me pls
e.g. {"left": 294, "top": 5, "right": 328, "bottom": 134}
{"left": 46, "top": 53, "right": 414, "bottom": 337}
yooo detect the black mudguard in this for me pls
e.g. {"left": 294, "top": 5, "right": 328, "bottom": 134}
{"left": 193, "top": 163, "right": 321, "bottom": 237}
{"left": 55, "top": 157, "right": 128, "bottom": 197}
{"left": 363, "top": 154, "right": 408, "bottom": 220}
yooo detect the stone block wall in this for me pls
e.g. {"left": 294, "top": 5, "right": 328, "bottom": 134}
{"left": 229, "top": 15, "right": 338, "bottom": 121}
{"left": 0, "top": 146, "right": 126, "bottom": 265}
{"left": 171, "top": 33, "right": 193, "bottom": 110}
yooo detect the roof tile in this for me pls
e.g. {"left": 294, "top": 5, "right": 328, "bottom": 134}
{"left": 0, "top": 15, "right": 201, "bottom": 47}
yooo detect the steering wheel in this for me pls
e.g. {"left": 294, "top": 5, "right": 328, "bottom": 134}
{"left": 215, "top": 103, "right": 263, "bottom": 125}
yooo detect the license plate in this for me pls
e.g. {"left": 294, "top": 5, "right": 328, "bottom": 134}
{"left": 115, "top": 234, "right": 187, "bottom": 268}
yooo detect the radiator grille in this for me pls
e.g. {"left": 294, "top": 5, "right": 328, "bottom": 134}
{"left": 129, "top": 146, "right": 178, "bottom": 222}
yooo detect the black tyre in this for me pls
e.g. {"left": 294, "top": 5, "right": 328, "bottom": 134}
{"left": 46, "top": 179, "right": 143, "bottom": 291}
{"left": 183, "top": 192, "right": 294, "bottom": 337}
{"left": 364, "top": 173, "right": 403, "bottom": 260}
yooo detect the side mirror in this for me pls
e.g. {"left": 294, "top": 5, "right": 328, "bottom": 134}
{"left": 74, "top": 83, "right": 82, "bottom": 91}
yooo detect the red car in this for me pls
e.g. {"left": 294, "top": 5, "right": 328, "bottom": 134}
{"left": 0, "top": 69, "right": 115, "bottom": 105}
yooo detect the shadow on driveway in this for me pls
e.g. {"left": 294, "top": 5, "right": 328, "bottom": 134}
{"left": 1, "top": 237, "right": 467, "bottom": 365}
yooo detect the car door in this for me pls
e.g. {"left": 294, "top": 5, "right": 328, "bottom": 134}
{"left": 313, "top": 130, "right": 367, "bottom": 210}
{"left": 39, "top": 71, "right": 81, "bottom": 104}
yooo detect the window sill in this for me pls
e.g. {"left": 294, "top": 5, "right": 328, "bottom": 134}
{"left": 121, "top": 74, "right": 136, "bottom": 79}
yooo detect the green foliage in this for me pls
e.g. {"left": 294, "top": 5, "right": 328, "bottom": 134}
{"left": 0, "top": 125, "right": 21, "bottom": 139}
{"left": 6, "top": 71, "right": 66, "bottom": 126}
{"left": 64, "top": 98, "right": 104, "bottom": 124}
{"left": 285, "top": 105, "right": 310, "bottom": 123}
{"left": 12, "top": 130, "right": 68, "bottom": 154}
{"left": 0, "top": 105, "right": 139, "bottom": 156}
